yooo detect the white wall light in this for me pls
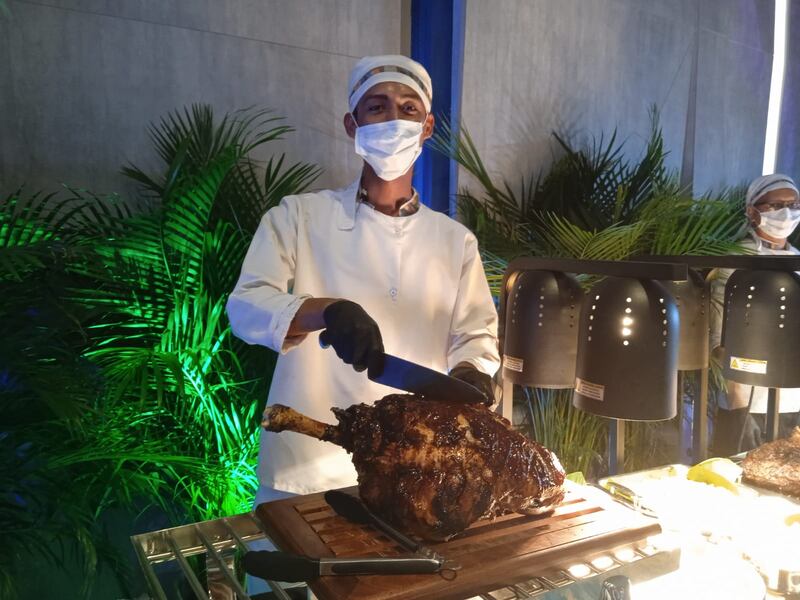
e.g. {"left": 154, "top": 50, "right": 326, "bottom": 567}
{"left": 763, "top": 0, "right": 789, "bottom": 175}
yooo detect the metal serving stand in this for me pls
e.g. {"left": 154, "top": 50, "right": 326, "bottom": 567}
{"left": 497, "top": 257, "right": 688, "bottom": 474}
{"left": 498, "top": 255, "right": 800, "bottom": 468}
{"left": 131, "top": 510, "right": 677, "bottom": 600}
{"left": 630, "top": 254, "right": 800, "bottom": 458}
{"left": 131, "top": 512, "right": 293, "bottom": 600}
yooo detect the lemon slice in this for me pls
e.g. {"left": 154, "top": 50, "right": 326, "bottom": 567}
{"left": 785, "top": 513, "right": 800, "bottom": 526}
{"left": 687, "top": 458, "right": 743, "bottom": 494}
{"left": 691, "top": 457, "right": 743, "bottom": 481}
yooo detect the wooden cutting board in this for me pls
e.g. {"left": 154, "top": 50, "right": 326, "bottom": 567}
{"left": 256, "top": 482, "right": 660, "bottom": 600}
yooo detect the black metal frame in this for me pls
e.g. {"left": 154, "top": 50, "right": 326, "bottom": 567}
{"left": 499, "top": 258, "right": 688, "bottom": 345}
{"left": 499, "top": 258, "right": 688, "bottom": 476}
{"left": 629, "top": 254, "right": 800, "bottom": 270}
{"left": 499, "top": 254, "right": 800, "bottom": 476}
{"left": 655, "top": 255, "right": 800, "bottom": 454}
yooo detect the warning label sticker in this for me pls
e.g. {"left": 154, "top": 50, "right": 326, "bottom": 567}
{"left": 575, "top": 377, "right": 605, "bottom": 401}
{"left": 504, "top": 356, "right": 524, "bottom": 372}
{"left": 729, "top": 356, "right": 767, "bottom": 374}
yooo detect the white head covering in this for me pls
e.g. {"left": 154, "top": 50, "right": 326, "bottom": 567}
{"left": 746, "top": 173, "right": 799, "bottom": 207}
{"left": 347, "top": 55, "right": 432, "bottom": 113}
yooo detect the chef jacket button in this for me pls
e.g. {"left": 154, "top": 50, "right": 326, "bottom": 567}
{"left": 389, "top": 287, "right": 398, "bottom": 298}
{"left": 394, "top": 226, "right": 401, "bottom": 235}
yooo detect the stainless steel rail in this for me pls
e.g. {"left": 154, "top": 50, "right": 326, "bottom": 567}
{"left": 166, "top": 532, "right": 208, "bottom": 599}
{"left": 131, "top": 511, "right": 291, "bottom": 600}
{"left": 221, "top": 517, "right": 293, "bottom": 600}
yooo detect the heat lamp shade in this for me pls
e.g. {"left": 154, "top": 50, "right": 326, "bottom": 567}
{"left": 660, "top": 269, "right": 709, "bottom": 371}
{"left": 503, "top": 270, "right": 583, "bottom": 388}
{"left": 722, "top": 269, "right": 800, "bottom": 387}
{"left": 573, "top": 277, "right": 679, "bottom": 421}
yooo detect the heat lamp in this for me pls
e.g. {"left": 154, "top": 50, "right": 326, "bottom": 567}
{"left": 572, "top": 277, "right": 680, "bottom": 474}
{"left": 502, "top": 269, "right": 583, "bottom": 389}
{"left": 499, "top": 258, "right": 686, "bottom": 476}
{"left": 721, "top": 268, "right": 800, "bottom": 441}
{"left": 660, "top": 270, "right": 710, "bottom": 462}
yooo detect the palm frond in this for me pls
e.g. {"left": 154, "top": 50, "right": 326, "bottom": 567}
{"left": 122, "top": 105, "right": 294, "bottom": 197}
{"left": 521, "top": 388, "right": 605, "bottom": 476}
{"left": 639, "top": 191, "right": 745, "bottom": 256}
{"left": 1, "top": 104, "right": 318, "bottom": 597}
{"left": 0, "top": 190, "right": 68, "bottom": 280}
{"left": 531, "top": 212, "right": 648, "bottom": 260}
{"left": 430, "top": 116, "right": 527, "bottom": 225}
{"left": 216, "top": 154, "right": 320, "bottom": 242}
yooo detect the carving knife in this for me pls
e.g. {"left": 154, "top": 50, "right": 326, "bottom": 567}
{"left": 319, "top": 334, "right": 487, "bottom": 404}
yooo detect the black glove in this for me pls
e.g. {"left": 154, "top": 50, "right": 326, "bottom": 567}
{"left": 450, "top": 365, "right": 494, "bottom": 405}
{"left": 319, "top": 300, "right": 384, "bottom": 376}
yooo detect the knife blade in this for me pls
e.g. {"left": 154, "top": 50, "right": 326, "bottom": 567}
{"left": 318, "top": 334, "right": 487, "bottom": 404}
{"left": 371, "top": 353, "right": 487, "bottom": 404}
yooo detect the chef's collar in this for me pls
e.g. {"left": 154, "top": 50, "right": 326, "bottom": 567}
{"left": 358, "top": 186, "right": 420, "bottom": 217}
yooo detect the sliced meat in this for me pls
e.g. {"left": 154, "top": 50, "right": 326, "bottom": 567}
{"left": 742, "top": 427, "right": 800, "bottom": 498}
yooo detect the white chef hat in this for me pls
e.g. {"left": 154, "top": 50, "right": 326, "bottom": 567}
{"left": 347, "top": 55, "right": 432, "bottom": 113}
{"left": 746, "top": 173, "right": 799, "bottom": 207}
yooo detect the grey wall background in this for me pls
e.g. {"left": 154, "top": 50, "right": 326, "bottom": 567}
{"left": 459, "top": 0, "right": 778, "bottom": 197}
{"left": 0, "top": 0, "right": 794, "bottom": 201}
{"left": 0, "top": 0, "right": 405, "bottom": 196}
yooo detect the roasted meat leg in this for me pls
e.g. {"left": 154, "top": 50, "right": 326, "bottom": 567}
{"left": 262, "top": 394, "right": 566, "bottom": 541}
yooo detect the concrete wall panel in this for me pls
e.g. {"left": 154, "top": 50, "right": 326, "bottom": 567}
{"left": 40, "top": 0, "right": 398, "bottom": 58}
{"left": 0, "top": 0, "right": 402, "bottom": 195}
{"left": 1, "top": 0, "right": 789, "bottom": 200}
{"left": 693, "top": 21, "right": 773, "bottom": 192}
{"left": 460, "top": 0, "right": 695, "bottom": 192}
{"left": 699, "top": 0, "right": 774, "bottom": 53}
{"left": 459, "top": 0, "right": 777, "bottom": 197}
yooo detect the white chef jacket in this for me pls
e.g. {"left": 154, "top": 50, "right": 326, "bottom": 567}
{"left": 710, "top": 231, "right": 800, "bottom": 413}
{"left": 226, "top": 178, "right": 501, "bottom": 494}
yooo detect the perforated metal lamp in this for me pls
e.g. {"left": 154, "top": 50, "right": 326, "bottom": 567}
{"left": 498, "top": 257, "right": 687, "bottom": 475}
{"left": 722, "top": 269, "right": 800, "bottom": 386}
{"left": 660, "top": 269, "right": 709, "bottom": 372}
{"left": 572, "top": 277, "right": 679, "bottom": 474}
{"left": 659, "top": 270, "right": 709, "bottom": 463}
{"left": 503, "top": 270, "right": 584, "bottom": 388}
{"left": 721, "top": 268, "right": 800, "bottom": 440}
{"left": 573, "top": 277, "right": 679, "bottom": 421}
{"left": 627, "top": 253, "right": 800, "bottom": 459}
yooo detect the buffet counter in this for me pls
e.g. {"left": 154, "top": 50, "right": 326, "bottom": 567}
{"left": 131, "top": 466, "right": 799, "bottom": 599}
{"left": 599, "top": 461, "right": 800, "bottom": 599}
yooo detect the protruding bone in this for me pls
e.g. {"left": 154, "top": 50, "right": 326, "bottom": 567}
{"left": 261, "top": 404, "right": 343, "bottom": 446}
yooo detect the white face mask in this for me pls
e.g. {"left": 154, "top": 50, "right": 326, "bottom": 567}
{"left": 353, "top": 117, "right": 425, "bottom": 181}
{"left": 758, "top": 207, "right": 800, "bottom": 239}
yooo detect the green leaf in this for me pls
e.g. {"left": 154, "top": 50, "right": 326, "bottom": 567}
{"left": 1, "top": 104, "right": 317, "bottom": 597}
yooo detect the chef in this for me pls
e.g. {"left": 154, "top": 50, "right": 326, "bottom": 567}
{"left": 227, "top": 55, "right": 501, "bottom": 507}
{"left": 711, "top": 174, "right": 800, "bottom": 455}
